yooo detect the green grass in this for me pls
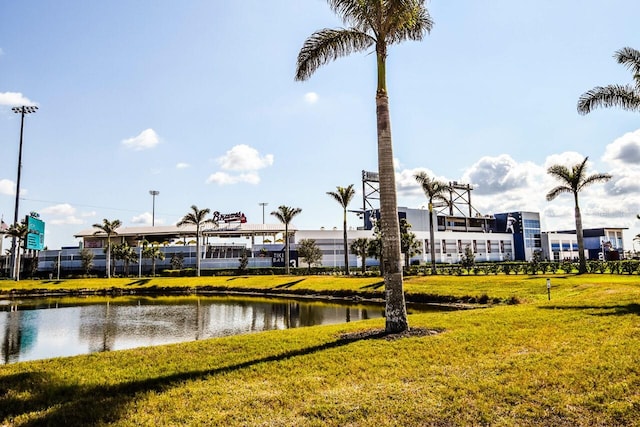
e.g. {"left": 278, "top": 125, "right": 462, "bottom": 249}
{"left": 1, "top": 274, "right": 639, "bottom": 425}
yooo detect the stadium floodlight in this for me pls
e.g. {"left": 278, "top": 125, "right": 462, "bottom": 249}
{"left": 10, "top": 105, "right": 38, "bottom": 281}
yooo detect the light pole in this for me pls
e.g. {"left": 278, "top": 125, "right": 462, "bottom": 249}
{"left": 149, "top": 190, "right": 159, "bottom": 226}
{"left": 10, "top": 105, "right": 38, "bottom": 281}
{"left": 259, "top": 202, "right": 268, "bottom": 224}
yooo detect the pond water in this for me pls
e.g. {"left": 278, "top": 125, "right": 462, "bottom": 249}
{"left": 0, "top": 296, "right": 440, "bottom": 364}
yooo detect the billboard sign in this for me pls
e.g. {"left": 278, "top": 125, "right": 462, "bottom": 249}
{"left": 25, "top": 213, "right": 45, "bottom": 251}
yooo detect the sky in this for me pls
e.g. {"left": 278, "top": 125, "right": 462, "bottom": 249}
{"left": 1, "top": 0, "right": 640, "bottom": 251}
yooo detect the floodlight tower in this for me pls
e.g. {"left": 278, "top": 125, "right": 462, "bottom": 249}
{"left": 10, "top": 105, "right": 38, "bottom": 280}
{"left": 149, "top": 190, "right": 160, "bottom": 226}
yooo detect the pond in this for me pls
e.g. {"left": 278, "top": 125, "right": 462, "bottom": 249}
{"left": 0, "top": 296, "right": 444, "bottom": 364}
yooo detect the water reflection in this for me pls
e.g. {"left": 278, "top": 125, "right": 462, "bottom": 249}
{"left": 0, "top": 296, "right": 392, "bottom": 364}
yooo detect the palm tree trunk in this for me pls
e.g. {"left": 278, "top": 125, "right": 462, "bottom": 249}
{"left": 376, "top": 90, "right": 408, "bottom": 333}
{"left": 575, "top": 202, "right": 587, "bottom": 274}
{"left": 342, "top": 210, "right": 349, "bottom": 275}
{"left": 429, "top": 202, "right": 438, "bottom": 275}
{"left": 284, "top": 225, "right": 290, "bottom": 274}
{"left": 106, "top": 239, "right": 111, "bottom": 279}
{"left": 196, "top": 227, "right": 201, "bottom": 277}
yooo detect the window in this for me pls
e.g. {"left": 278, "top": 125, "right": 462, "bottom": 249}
{"left": 487, "top": 240, "right": 492, "bottom": 253}
{"left": 442, "top": 240, "right": 447, "bottom": 254}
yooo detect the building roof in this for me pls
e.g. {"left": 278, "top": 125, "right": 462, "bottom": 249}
{"left": 75, "top": 222, "right": 296, "bottom": 241}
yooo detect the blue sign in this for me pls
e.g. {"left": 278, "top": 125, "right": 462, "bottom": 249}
{"left": 26, "top": 215, "right": 45, "bottom": 250}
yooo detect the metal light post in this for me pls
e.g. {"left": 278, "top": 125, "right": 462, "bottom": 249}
{"left": 259, "top": 202, "right": 268, "bottom": 224}
{"left": 10, "top": 105, "right": 38, "bottom": 281}
{"left": 149, "top": 190, "right": 159, "bottom": 226}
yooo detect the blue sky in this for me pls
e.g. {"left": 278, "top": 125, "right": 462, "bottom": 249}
{"left": 1, "top": 1, "right": 640, "bottom": 250}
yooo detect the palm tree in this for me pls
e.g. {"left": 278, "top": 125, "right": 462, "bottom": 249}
{"left": 327, "top": 184, "right": 356, "bottom": 275}
{"left": 92, "top": 218, "right": 122, "bottom": 278}
{"left": 350, "top": 237, "right": 370, "bottom": 274}
{"left": 143, "top": 243, "right": 165, "bottom": 276}
{"left": 546, "top": 157, "right": 612, "bottom": 274}
{"left": 271, "top": 205, "right": 302, "bottom": 274}
{"left": 5, "top": 222, "right": 27, "bottom": 281}
{"left": 578, "top": 47, "right": 640, "bottom": 115}
{"left": 296, "top": 0, "right": 433, "bottom": 333}
{"left": 415, "top": 172, "right": 450, "bottom": 275}
{"left": 177, "top": 205, "right": 217, "bottom": 277}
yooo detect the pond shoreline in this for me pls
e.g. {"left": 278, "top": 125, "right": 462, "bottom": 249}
{"left": 0, "top": 285, "right": 479, "bottom": 310}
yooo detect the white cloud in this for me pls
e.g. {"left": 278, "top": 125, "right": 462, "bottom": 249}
{"left": 206, "top": 171, "right": 260, "bottom": 185}
{"left": 543, "top": 151, "right": 587, "bottom": 170}
{"left": 603, "top": 129, "right": 640, "bottom": 165}
{"left": 50, "top": 216, "right": 84, "bottom": 225}
{"left": 0, "top": 179, "right": 14, "bottom": 195}
{"left": 0, "top": 92, "right": 36, "bottom": 106}
{"left": 304, "top": 92, "right": 319, "bottom": 104}
{"left": 41, "top": 204, "right": 75, "bottom": 216}
{"left": 396, "top": 167, "right": 445, "bottom": 198}
{"left": 176, "top": 162, "right": 190, "bottom": 169}
{"left": 208, "top": 145, "right": 272, "bottom": 186}
{"left": 461, "top": 154, "right": 539, "bottom": 195}
{"left": 41, "top": 204, "right": 84, "bottom": 225}
{"left": 121, "top": 128, "right": 160, "bottom": 151}
{"left": 131, "top": 212, "right": 152, "bottom": 225}
{"left": 217, "top": 144, "right": 273, "bottom": 171}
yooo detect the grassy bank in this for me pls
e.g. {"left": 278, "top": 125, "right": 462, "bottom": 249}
{"left": 1, "top": 275, "right": 639, "bottom": 425}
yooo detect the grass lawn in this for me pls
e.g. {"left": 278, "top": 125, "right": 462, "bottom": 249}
{"left": 0, "top": 274, "right": 639, "bottom": 426}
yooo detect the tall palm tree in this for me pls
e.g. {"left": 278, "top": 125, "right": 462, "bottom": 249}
{"left": 327, "top": 184, "right": 356, "bottom": 275}
{"left": 415, "top": 172, "right": 450, "bottom": 275}
{"left": 271, "top": 205, "right": 302, "bottom": 274}
{"left": 578, "top": 47, "right": 640, "bottom": 115}
{"left": 546, "top": 157, "right": 612, "bottom": 274}
{"left": 296, "top": 0, "right": 433, "bottom": 333}
{"left": 177, "top": 205, "right": 216, "bottom": 277}
{"left": 92, "top": 218, "right": 122, "bottom": 279}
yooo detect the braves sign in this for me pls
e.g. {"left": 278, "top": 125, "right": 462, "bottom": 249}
{"left": 213, "top": 211, "right": 247, "bottom": 223}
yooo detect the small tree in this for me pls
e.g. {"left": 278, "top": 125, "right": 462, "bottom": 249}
{"left": 461, "top": 245, "right": 475, "bottom": 272}
{"left": 80, "top": 248, "right": 94, "bottom": 276}
{"left": 297, "top": 239, "right": 323, "bottom": 274}
{"left": 170, "top": 252, "right": 184, "bottom": 270}
{"left": 367, "top": 225, "right": 383, "bottom": 275}
{"left": 350, "top": 238, "right": 370, "bottom": 274}
{"left": 400, "top": 218, "right": 421, "bottom": 269}
{"left": 238, "top": 250, "right": 249, "bottom": 274}
{"left": 529, "top": 250, "right": 542, "bottom": 275}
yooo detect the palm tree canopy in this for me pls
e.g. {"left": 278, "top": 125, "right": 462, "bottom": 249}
{"left": 414, "top": 172, "right": 450, "bottom": 204}
{"left": 5, "top": 222, "right": 27, "bottom": 240}
{"left": 327, "top": 184, "right": 356, "bottom": 209}
{"left": 176, "top": 205, "right": 216, "bottom": 228}
{"left": 271, "top": 205, "right": 302, "bottom": 225}
{"left": 295, "top": 0, "right": 433, "bottom": 82}
{"left": 546, "top": 157, "right": 612, "bottom": 201}
{"left": 92, "top": 218, "right": 122, "bottom": 236}
{"left": 577, "top": 47, "right": 640, "bottom": 114}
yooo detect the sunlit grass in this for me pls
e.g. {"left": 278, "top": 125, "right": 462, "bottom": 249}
{"left": 1, "top": 274, "right": 639, "bottom": 425}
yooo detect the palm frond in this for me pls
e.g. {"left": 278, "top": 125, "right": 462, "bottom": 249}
{"left": 577, "top": 84, "right": 640, "bottom": 114}
{"left": 295, "top": 28, "right": 374, "bottom": 81}
{"left": 615, "top": 47, "right": 640, "bottom": 79}
{"left": 546, "top": 185, "right": 572, "bottom": 201}
{"left": 578, "top": 172, "right": 613, "bottom": 190}
{"left": 546, "top": 164, "right": 571, "bottom": 181}
{"left": 384, "top": 0, "right": 433, "bottom": 44}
